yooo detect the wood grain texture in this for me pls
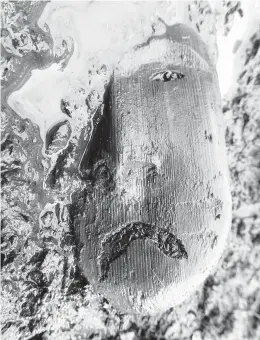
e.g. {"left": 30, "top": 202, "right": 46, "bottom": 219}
{"left": 76, "top": 23, "right": 232, "bottom": 314}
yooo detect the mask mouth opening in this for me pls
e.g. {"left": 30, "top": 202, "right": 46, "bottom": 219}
{"left": 97, "top": 221, "right": 188, "bottom": 282}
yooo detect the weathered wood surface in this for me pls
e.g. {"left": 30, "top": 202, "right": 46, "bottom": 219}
{"left": 76, "top": 23, "right": 232, "bottom": 313}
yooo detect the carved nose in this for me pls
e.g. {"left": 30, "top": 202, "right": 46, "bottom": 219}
{"left": 121, "top": 161, "right": 158, "bottom": 183}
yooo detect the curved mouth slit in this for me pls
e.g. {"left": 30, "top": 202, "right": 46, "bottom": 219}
{"left": 97, "top": 222, "right": 188, "bottom": 282}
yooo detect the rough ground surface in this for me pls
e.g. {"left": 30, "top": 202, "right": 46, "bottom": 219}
{"left": 1, "top": 1, "right": 260, "bottom": 339}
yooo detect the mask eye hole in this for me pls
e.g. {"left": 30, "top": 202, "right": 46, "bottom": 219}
{"left": 93, "top": 161, "right": 110, "bottom": 181}
{"left": 149, "top": 70, "right": 185, "bottom": 82}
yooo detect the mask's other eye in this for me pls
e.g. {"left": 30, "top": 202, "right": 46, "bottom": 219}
{"left": 93, "top": 161, "right": 110, "bottom": 181}
{"left": 149, "top": 70, "right": 185, "bottom": 82}
{"left": 92, "top": 160, "right": 115, "bottom": 192}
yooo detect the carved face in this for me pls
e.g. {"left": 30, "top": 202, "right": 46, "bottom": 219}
{"left": 77, "top": 23, "right": 232, "bottom": 313}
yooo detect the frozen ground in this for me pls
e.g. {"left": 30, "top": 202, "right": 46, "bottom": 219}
{"left": 1, "top": 1, "right": 260, "bottom": 339}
